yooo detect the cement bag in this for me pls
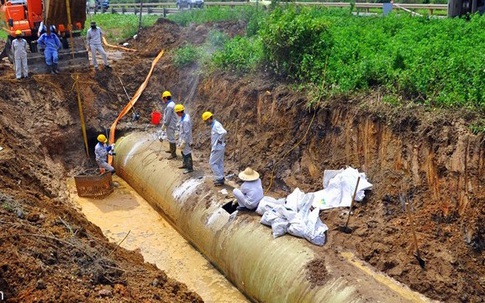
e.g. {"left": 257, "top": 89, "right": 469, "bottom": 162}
{"left": 271, "top": 217, "right": 289, "bottom": 238}
{"left": 256, "top": 196, "right": 286, "bottom": 216}
{"left": 260, "top": 209, "right": 279, "bottom": 226}
{"left": 285, "top": 188, "right": 306, "bottom": 212}
{"left": 287, "top": 193, "right": 314, "bottom": 238}
{"left": 304, "top": 208, "right": 328, "bottom": 246}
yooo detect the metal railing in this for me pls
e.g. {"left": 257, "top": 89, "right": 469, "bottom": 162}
{"left": 89, "top": 2, "right": 448, "bottom": 16}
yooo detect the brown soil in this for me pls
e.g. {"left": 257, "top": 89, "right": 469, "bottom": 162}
{"left": 0, "top": 17, "right": 484, "bottom": 303}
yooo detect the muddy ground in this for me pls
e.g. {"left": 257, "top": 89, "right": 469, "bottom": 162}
{"left": 0, "top": 17, "right": 484, "bottom": 302}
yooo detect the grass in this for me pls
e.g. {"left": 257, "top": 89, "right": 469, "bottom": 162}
{"left": 83, "top": 13, "right": 160, "bottom": 43}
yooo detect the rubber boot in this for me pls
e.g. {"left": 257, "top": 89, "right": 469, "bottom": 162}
{"left": 167, "top": 143, "right": 177, "bottom": 160}
{"left": 183, "top": 154, "right": 194, "bottom": 174}
{"left": 178, "top": 152, "right": 187, "bottom": 169}
{"left": 53, "top": 63, "right": 59, "bottom": 74}
{"left": 49, "top": 65, "right": 55, "bottom": 74}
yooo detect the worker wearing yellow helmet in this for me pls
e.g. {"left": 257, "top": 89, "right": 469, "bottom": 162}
{"left": 95, "top": 134, "right": 116, "bottom": 174}
{"left": 11, "top": 30, "right": 29, "bottom": 80}
{"left": 161, "top": 90, "right": 178, "bottom": 159}
{"left": 202, "top": 111, "right": 227, "bottom": 186}
{"left": 175, "top": 104, "right": 194, "bottom": 174}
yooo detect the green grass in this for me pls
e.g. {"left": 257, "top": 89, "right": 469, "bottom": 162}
{"left": 168, "top": 6, "right": 259, "bottom": 26}
{"left": 83, "top": 13, "right": 159, "bottom": 43}
{"left": 207, "top": 5, "right": 485, "bottom": 110}
{"left": 0, "top": 31, "right": 6, "bottom": 40}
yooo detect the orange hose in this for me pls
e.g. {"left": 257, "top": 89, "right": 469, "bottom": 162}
{"left": 108, "top": 49, "right": 164, "bottom": 164}
{"left": 103, "top": 36, "right": 137, "bottom": 52}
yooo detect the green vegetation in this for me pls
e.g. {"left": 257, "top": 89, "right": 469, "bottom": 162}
{"left": 84, "top": 14, "right": 159, "bottom": 42}
{"left": 174, "top": 44, "right": 200, "bottom": 67}
{"left": 167, "top": 6, "right": 260, "bottom": 26}
{"left": 0, "top": 31, "right": 6, "bottom": 40}
{"left": 202, "top": 6, "right": 485, "bottom": 110}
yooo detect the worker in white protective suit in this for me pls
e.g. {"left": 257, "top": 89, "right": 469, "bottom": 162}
{"left": 202, "top": 111, "right": 227, "bottom": 186}
{"left": 86, "top": 21, "right": 110, "bottom": 70}
{"left": 161, "top": 90, "right": 178, "bottom": 159}
{"left": 95, "top": 134, "right": 116, "bottom": 174}
{"left": 11, "top": 30, "right": 29, "bottom": 80}
{"left": 232, "top": 167, "right": 264, "bottom": 211}
{"left": 175, "top": 104, "right": 194, "bottom": 174}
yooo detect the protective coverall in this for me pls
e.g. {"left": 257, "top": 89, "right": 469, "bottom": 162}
{"left": 86, "top": 26, "right": 109, "bottom": 68}
{"left": 95, "top": 142, "right": 115, "bottom": 173}
{"left": 11, "top": 38, "right": 29, "bottom": 79}
{"left": 233, "top": 179, "right": 264, "bottom": 210}
{"left": 209, "top": 119, "right": 227, "bottom": 182}
{"left": 37, "top": 33, "right": 61, "bottom": 70}
{"left": 178, "top": 113, "right": 193, "bottom": 172}
{"left": 163, "top": 100, "right": 178, "bottom": 144}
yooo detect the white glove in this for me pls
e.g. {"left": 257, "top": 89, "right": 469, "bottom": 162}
{"left": 110, "top": 143, "right": 115, "bottom": 149}
{"left": 180, "top": 141, "right": 186, "bottom": 150}
{"left": 161, "top": 125, "right": 167, "bottom": 131}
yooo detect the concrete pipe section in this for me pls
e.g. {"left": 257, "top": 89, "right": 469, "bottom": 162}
{"left": 112, "top": 132, "right": 436, "bottom": 303}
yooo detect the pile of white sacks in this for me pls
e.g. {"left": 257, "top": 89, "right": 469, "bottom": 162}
{"left": 256, "top": 167, "right": 373, "bottom": 246}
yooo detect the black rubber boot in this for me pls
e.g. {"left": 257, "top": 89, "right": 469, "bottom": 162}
{"left": 183, "top": 154, "right": 194, "bottom": 174}
{"left": 53, "top": 63, "right": 59, "bottom": 74}
{"left": 49, "top": 65, "right": 55, "bottom": 74}
{"left": 179, "top": 153, "right": 187, "bottom": 169}
{"left": 167, "top": 143, "right": 177, "bottom": 160}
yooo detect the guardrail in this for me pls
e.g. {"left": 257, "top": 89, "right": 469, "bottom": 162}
{"left": 88, "top": 2, "right": 448, "bottom": 16}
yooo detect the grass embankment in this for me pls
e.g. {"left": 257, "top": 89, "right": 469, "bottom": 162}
{"left": 169, "top": 6, "right": 485, "bottom": 113}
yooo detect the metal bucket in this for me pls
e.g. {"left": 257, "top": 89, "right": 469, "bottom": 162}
{"left": 74, "top": 172, "right": 113, "bottom": 199}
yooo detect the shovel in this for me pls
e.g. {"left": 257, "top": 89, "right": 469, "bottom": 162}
{"left": 339, "top": 177, "right": 360, "bottom": 234}
{"left": 405, "top": 201, "right": 426, "bottom": 269}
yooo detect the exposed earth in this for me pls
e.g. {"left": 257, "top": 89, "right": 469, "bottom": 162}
{"left": 0, "top": 17, "right": 484, "bottom": 302}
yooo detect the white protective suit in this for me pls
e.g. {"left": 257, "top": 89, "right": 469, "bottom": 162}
{"left": 233, "top": 179, "right": 264, "bottom": 210}
{"left": 86, "top": 26, "right": 109, "bottom": 68}
{"left": 11, "top": 38, "right": 29, "bottom": 79}
{"left": 209, "top": 119, "right": 227, "bottom": 182}
{"left": 178, "top": 113, "right": 193, "bottom": 156}
{"left": 163, "top": 100, "right": 178, "bottom": 144}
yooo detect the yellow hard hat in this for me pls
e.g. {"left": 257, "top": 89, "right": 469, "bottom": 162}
{"left": 97, "top": 134, "right": 107, "bottom": 143}
{"left": 174, "top": 104, "right": 185, "bottom": 113}
{"left": 202, "top": 111, "right": 213, "bottom": 121}
{"left": 15, "top": 30, "right": 22, "bottom": 36}
{"left": 161, "top": 91, "right": 171, "bottom": 98}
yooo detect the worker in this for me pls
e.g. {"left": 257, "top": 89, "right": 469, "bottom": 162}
{"left": 11, "top": 30, "right": 29, "bottom": 80}
{"left": 161, "top": 91, "right": 178, "bottom": 160}
{"left": 175, "top": 104, "right": 194, "bottom": 174}
{"left": 232, "top": 167, "right": 264, "bottom": 211}
{"left": 37, "top": 25, "right": 61, "bottom": 74}
{"left": 202, "top": 111, "right": 227, "bottom": 186}
{"left": 95, "top": 134, "right": 116, "bottom": 174}
{"left": 86, "top": 21, "right": 111, "bottom": 71}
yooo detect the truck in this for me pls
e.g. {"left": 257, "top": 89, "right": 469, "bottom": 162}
{"left": 0, "top": 0, "right": 89, "bottom": 73}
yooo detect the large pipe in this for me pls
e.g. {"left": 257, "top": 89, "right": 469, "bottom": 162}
{"left": 113, "top": 132, "right": 433, "bottom": 303}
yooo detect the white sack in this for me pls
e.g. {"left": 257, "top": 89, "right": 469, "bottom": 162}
{"left": 312, "top": 167, "right": 373, "bottom": 210}
{"left": 256, "top": 196, "right": 286, "bottom": 215}
{"left": 304, "top": 208, "right": 328, "bottom": 246}
{"left": 260, "top": 209, "right": 279, "bottom": 226}
{"left": 271, "top": 218, "right": 289, "bottom": 238}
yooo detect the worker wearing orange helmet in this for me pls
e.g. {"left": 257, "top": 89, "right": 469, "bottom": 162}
{"left": 95, "top": 134, "right": 116, "bottom": 174}
{"left": 202, "top": 111, "right": 227, "bottom": 186}
{"left": 175, "top": 104, "right": 193, "bottom": 174}
{"left": 11, "top": 30, "right": 29, "bottom": 80}
{"left": 161, "top": 91, "right": 178, "bottom": 159}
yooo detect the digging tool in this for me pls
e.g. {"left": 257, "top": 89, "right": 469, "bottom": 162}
{"left": 405, "top": 201, "right": 426, "bottom": 269}
{"left": 339, "top": 176, "right": 360, "bottom": 234}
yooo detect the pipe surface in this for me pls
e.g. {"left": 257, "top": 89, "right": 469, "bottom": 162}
{"left": 113, "top": 132, "right": 434, "bottom": 303}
